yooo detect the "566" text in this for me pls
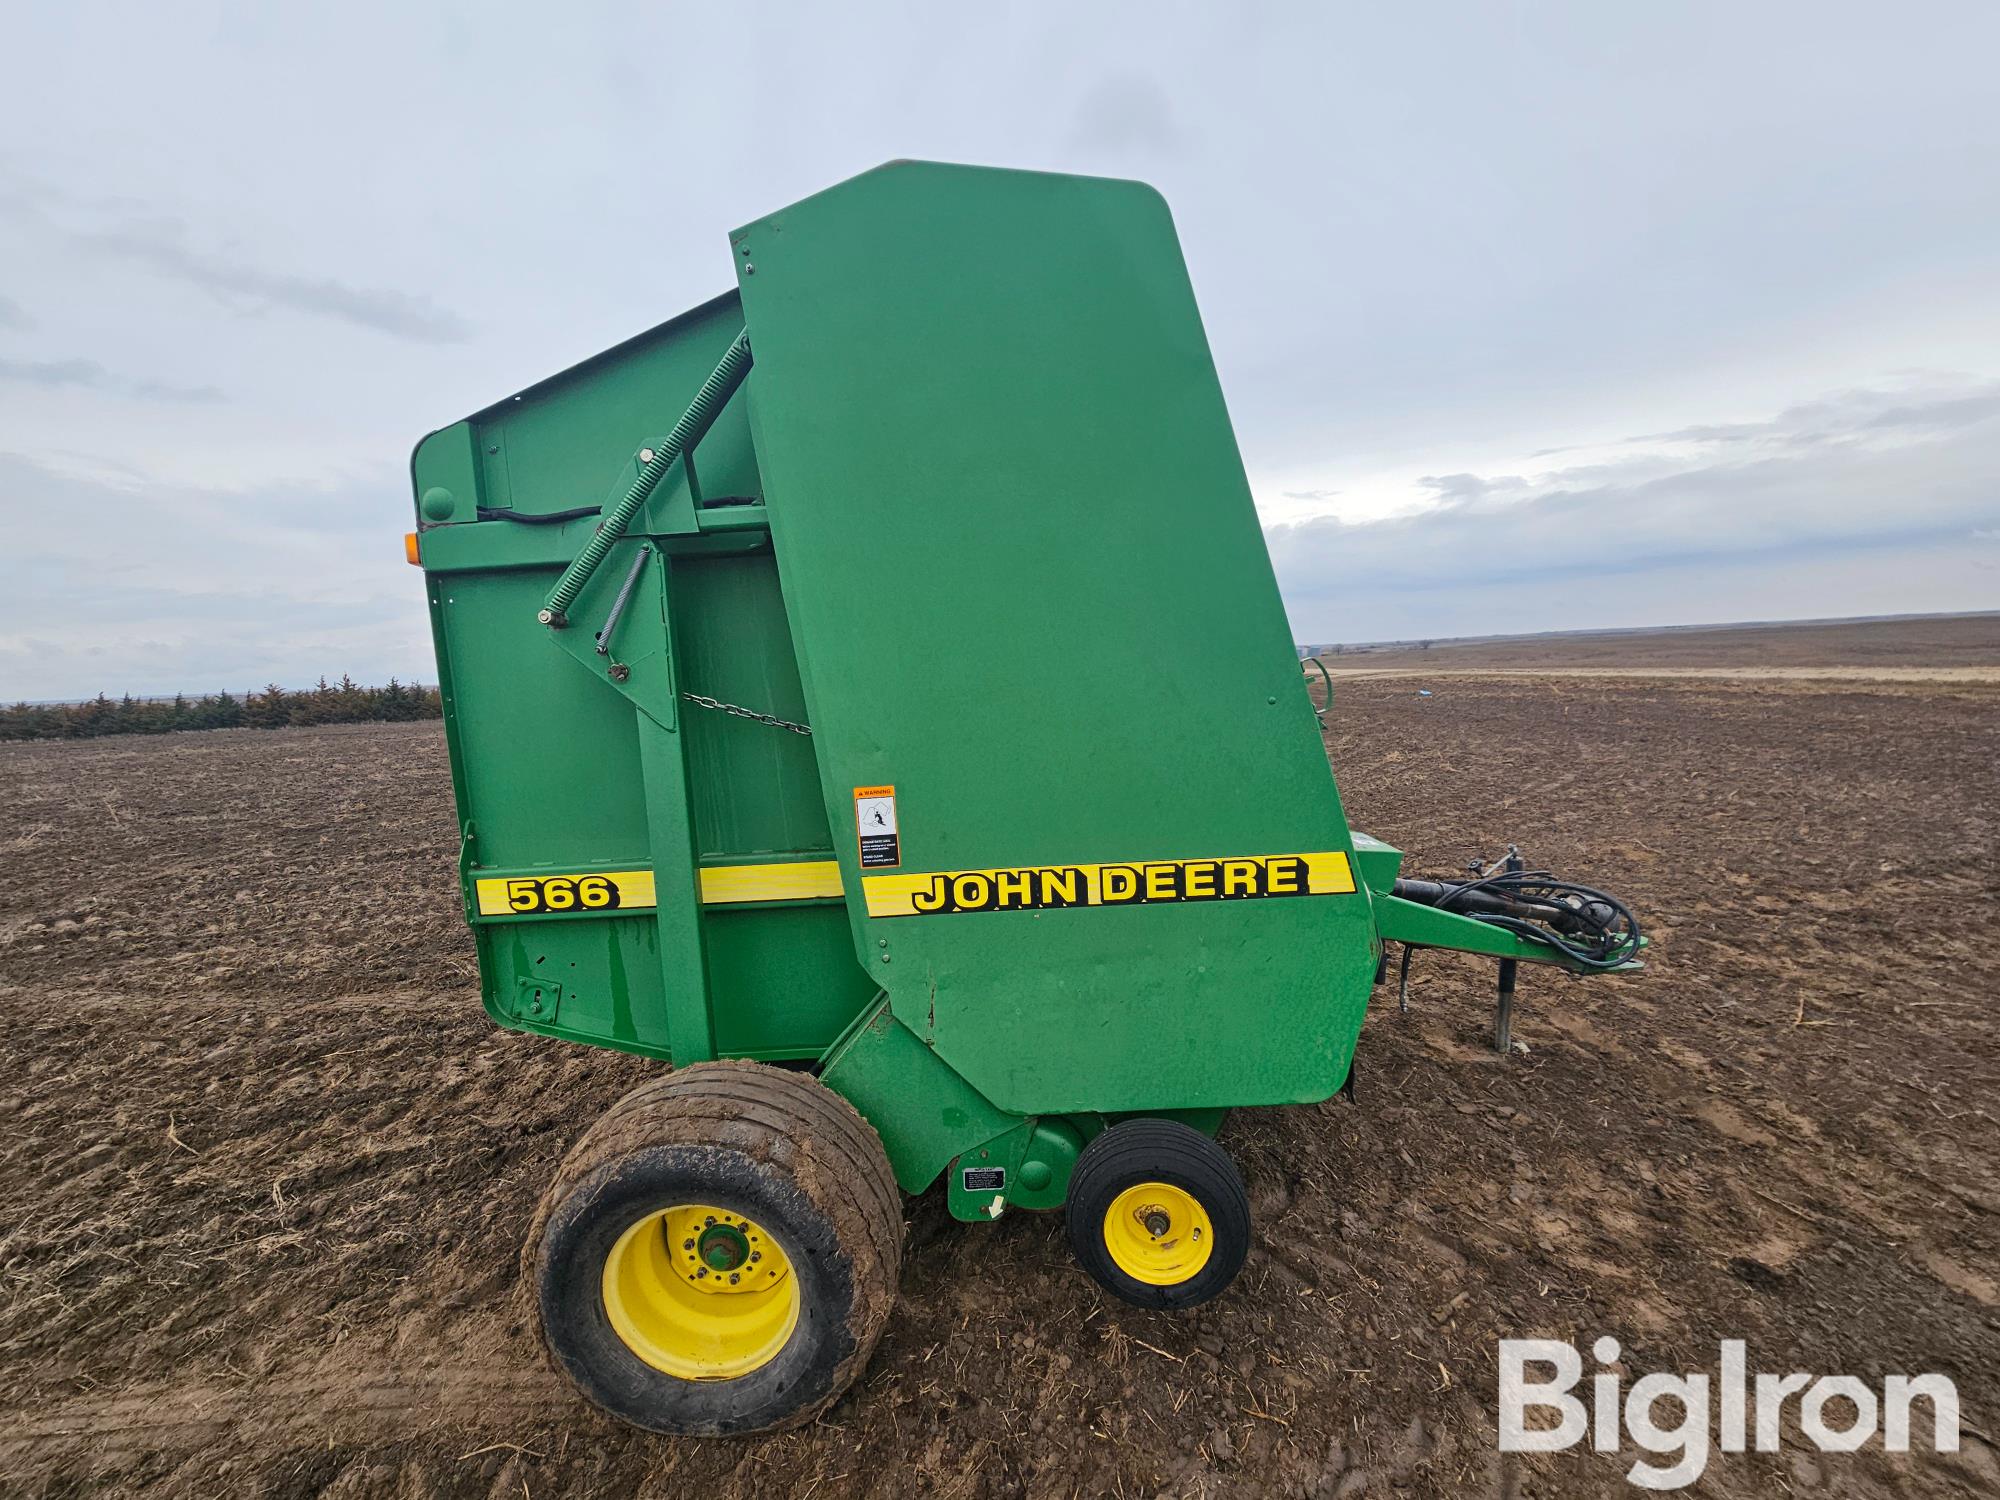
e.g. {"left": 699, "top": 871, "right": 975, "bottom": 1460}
{"left": 503, "top": 875, "right": 623, "bottom": 914}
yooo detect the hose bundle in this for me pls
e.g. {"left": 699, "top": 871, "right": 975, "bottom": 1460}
{"left": 1438, "top": 867, "right": 1642, "bottom": 970}
{"left": 1393, "top": 855, "right": 1642, "bottom": 971}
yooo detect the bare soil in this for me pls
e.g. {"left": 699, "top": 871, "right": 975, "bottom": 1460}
{"left": 3, "top": 663, "right": 1997, "bottom": 1497}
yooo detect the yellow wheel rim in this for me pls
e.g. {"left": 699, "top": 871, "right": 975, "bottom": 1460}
{"left": 1101, "top": 1181, "right": 1214, "bottom": 1286}
{"left": 601, "top": 1203, "right": 799, "bottom": 1380}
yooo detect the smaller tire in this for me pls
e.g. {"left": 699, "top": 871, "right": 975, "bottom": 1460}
{"left": 1064, "top": 1118, "right": 1250, "bottom": 1309}
{"left": 526, "top": 1061, "right": 903, "bottom": 1435}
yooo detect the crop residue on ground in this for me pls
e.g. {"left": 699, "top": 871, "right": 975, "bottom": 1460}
{"left": 2, "top": 653, "right": 1996, "bottom": 1497}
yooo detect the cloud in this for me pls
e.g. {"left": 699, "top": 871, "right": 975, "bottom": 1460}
{"left": 1268, "top": 379, "right": 2000, "bottom": 639}
{"left": 1068, "top": 73, "right": 1183, "bottom": 156}
{"left": 0, "top": 165, "right": 473, "bottom": 344}
{"left": 1413, "top": 472, "right": 1509, "bottom": 510}
{"left": 0, "top": 451, "right": 430, "bottom": 701}
{"left": 1630, "top": 385, "right": 2000, "bottom": 451}
{"left": 0, "top": 294, "right": 29, "bottom": 329}
{"left": 0, "top": 355, "right": 222, "bottom": 403}
{"left": 75, "top": 219, "right": 473, "bottom": 344}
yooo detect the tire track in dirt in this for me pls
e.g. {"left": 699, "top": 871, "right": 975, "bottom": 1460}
{"left": 0, "top": 1337, "right": 564, "bottom": 1473}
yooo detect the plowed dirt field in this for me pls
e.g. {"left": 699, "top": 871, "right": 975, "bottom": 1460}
{"left": 3, "top": 667, "right": 1995, "bottom": 1497}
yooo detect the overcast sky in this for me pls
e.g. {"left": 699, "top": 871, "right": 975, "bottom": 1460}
{"left": 4, "top": 3, "right": 1998, "bottom": 698}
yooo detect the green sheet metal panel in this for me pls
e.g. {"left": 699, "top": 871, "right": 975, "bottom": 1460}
{"left": 412, "top": 291, "right": 875, "bottom": 1066}
{"left": 733, "top": 162, "right": 1378, "bottom": 1115}
{"left": 669, "top": 550, "right": 827, "bottom": 859}
{"left": 703, "top": 905, "right": 880, "bottom": 1060}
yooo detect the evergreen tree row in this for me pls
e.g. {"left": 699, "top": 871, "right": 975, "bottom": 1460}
{"left": 0, "top": 678, "right": 442, "bottom": 741}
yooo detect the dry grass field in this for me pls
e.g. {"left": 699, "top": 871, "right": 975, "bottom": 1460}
{"left": 1316, "top": 611, "right": 2000, "bottom": 679}
{"left": 3, "top": 619, "right": 1996, "bottom": 1497}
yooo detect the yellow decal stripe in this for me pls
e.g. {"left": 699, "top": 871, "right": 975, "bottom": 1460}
{"left": 862, "top": 851, "right": 1355, "bottom": 919}
{"left": 698, "top": 860, "right": 845, "bottom": 905}
{"left": 478, "top": 852, "right": 1358, "bottom": 920}
{"left": 475, "top": 862, "right": 845, "bottom": 916}
{"left": 475, "top": 869, "right": 656, "bottom": 917}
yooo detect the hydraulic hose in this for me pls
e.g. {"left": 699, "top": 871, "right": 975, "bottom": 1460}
{"left": 538, "top": 330, "right": 752, "bottom": 627}
{"left": 1391, "top": 867, "right": 1641, "bottom": 971}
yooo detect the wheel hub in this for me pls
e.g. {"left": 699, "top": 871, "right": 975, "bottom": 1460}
{"left": 663, "top": 1207, "right": 786, "bottom": 1293}
{"left": 1100, "top": 1181, "right": 1216, "bottom": 1286}
{"left": 698, "top": 1221, "right": 752, "bottom": 1273}
{"left": 600, "top": 1203, "right": 798, "bottom": 1380}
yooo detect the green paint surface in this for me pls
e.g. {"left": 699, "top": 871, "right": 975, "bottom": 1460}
{"left": 734, "top": 163, "right": 1378, "bottom": 1113}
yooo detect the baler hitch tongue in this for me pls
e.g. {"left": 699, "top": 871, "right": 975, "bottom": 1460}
{"left": 1385, "top": 846, "right": 1644, "bottom": 1053}
{"left": 1391, "top": 845, "right": 1642, "bottom": 973}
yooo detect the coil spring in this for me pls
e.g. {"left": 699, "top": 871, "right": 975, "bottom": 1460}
{"left": 542, "top": 331, "right": 752, "bottom": 621}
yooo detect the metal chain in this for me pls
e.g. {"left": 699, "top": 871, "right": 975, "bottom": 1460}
{"left": 680, "top": 692, "right": 813, "bottom": 736}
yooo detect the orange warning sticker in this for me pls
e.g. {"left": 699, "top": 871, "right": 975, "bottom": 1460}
{"left": 853, "top": 785, "right": 900, "bottom": 869}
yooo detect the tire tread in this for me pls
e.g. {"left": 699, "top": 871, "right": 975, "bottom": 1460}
{"left": 526, "top": 1060, "right": 904, "bottom": 1434}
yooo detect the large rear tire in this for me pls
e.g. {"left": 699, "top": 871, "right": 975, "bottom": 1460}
{"left": 526, "top": 1061, "right": 903, "bottom": 1435}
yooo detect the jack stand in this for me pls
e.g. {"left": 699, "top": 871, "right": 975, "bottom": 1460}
{"left": 1494, "top": 958, "right": 1517, "bottom": 1054}
{"left": 1490, "top": 845, "right": 1524, "bottom": 1052}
